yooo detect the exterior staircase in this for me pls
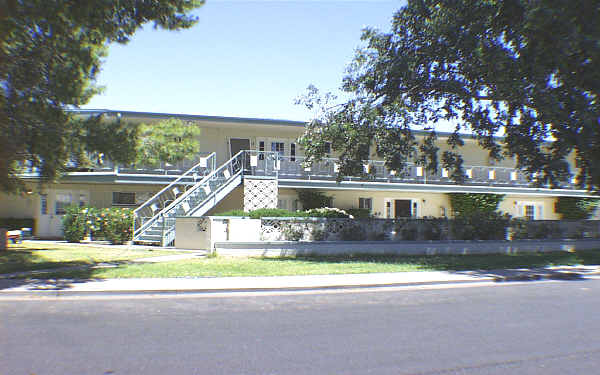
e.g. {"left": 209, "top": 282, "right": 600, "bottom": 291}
{"left": 133, "top": 150, "right": 278, "bottom": 246}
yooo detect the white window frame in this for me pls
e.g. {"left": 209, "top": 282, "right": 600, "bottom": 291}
{"left": 516, "top": 201, "right": 544, "bottom": 220}
{"left": 358, "top": 197, "right": 373, "bottom": 212}
{"left": 384, "top": 198, "right": 420, "bottom": 218}
{"left": 54, "top": 191, "right": 73, "bottom": 215}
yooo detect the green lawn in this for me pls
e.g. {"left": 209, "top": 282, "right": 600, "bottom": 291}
{"left": 17, "top": 247, "right": 600, "bottom": 279}
{"left": 0, "top": 242, "right": 180, "bottom": 275}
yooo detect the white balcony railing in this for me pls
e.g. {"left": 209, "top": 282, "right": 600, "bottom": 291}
{"left": 276, "top": 156, "right": 575, "bottom": 188}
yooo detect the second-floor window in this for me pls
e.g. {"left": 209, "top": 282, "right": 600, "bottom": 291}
{"left": 259, "top": 141, "right": 265, "bottom": 160}
{"left": 271, "top": 142, "right": 284, "bottom": 156}
{"left": 290, "top": 143, "right": 296, "bottom": 161}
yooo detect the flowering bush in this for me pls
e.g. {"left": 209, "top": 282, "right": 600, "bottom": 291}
{"left": 62, "top": 206, "right": 87, "bottom": 242}
{"left": 305, "top": 207, "right": 353, "bottom": 219}
{"left": 61, "top": 206, "right": 133, "bottom": 244}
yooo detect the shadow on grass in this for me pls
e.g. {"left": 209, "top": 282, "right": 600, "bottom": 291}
{"left": 0, "top": 246, "right": 125, "bottom": 291}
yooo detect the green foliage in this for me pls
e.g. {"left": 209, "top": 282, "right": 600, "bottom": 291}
{"left": 215, "top": 207, "right": 352, "bottom": 219}
{"left": 510, "top": 219, "right": 563, "bottom": 240}
{"left": 136, "top": 118, "right": 201, "bottom": 167}
{"left": 0, "top": 1, "right": 203, "bottom": 192}
{"left": 451, "top": 212, "right": 511, "bottom": 240}
{"left": 449, "top": 193, "right": 504, "bottom": 216}
{"left": 340, "top": 224, "right": 367, "bottom": 241}
{"left": 297, "top": 0, "right": 600, "bottom": 190}
{"left": 62, "top": 206, "right": 88, "bottom": 243}
{"left": 282, "top": 224, "right": 304, "bottom": 241}
{"left": 0, "top": 218, "right": 35, "bottom": 231}
{"left": 310, "top": 228, "right": 327, "bottom": 241}
{"left": 296, "top": 190, "right": 332, "bottom": 210}
{"left": 554, "top": 197, "right": 599, "bottom": 220}
{"left": 305, "top": 208, "right": 351, "bottom": 218}
{"left": 64, "top": 116, "right": 139, "bottom": 171}
{"left": 61, "top": 206, "right": 133, "bottom": 244}
{"left": 346, "top": 208, "right": 372, "bottom": 219}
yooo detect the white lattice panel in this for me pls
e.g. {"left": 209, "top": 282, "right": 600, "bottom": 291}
{"left": 244, "top": 178, "right": 278, "bottom": 212}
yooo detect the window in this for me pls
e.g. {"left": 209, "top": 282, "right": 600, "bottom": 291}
{"left": 323, "top": 142, "right": 331, "bottom": 155}
{"left": 278, "top": 199, "right": 288, "bottom": 210}
{"left": 359, "top": 197, "right": 372, "bottom": 211}
{"left": 290, "top": 143, "right": 296, "bottom": 162}
{"left": 113, "top": 192, "right": 136, "bottom": 206}
{"left": 55, "top": 193, "right": 72, "bottom": 215}
{"left": 524, "top": 205, "right": 535, "bottom": 220}
{"left": 259, "top": 141, "right": 265, "bottom": 160}
{"left": 40, "top": 194, "right": 47, "bottom": 215}
{"left": 271, "top": 142, "right": 284, "bottom": 156}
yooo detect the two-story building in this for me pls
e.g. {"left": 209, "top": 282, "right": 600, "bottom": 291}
{"left": 1, "top": 109, "right": 596, "bottom": 244}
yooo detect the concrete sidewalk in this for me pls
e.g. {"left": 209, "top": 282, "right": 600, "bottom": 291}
{"left": 1, "top": 265, "right": 599, "bottom": 296}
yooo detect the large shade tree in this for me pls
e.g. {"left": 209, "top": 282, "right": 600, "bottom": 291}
{"left": 0, "top": 0, "right": 203, "bottom": 192}
{"left": 298, "top": 0, "right": 600, "bottom": 190}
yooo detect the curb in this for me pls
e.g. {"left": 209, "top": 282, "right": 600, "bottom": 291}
{"left": 2, "top": 271, "right": 600, "bottom": 298}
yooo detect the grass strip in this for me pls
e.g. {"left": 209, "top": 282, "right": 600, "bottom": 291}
{"left": 0, "top": 242, "right": 180, "bottom": 275}
{"left": 28, "top": 249, "right": 600, "bottom": 279}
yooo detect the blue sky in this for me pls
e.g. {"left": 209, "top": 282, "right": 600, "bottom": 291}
{"left": 82, "top": 0, "right": 405, "bottom": 122}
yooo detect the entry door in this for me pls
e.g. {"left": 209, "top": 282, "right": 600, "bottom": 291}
{"left": 394, "top": 199, "right": 412, "bottom": 218}
{"left": 229, "top": 138, "right": 250, "bottom": 158}
{"left": 229, "top": 138, "right": 251, "bottom": 171}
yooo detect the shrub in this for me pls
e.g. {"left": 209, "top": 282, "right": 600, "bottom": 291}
{"left": 62, "top": 205, "right": 87, "bottom": 242}
{"left": 61, "top": 206, "right": 133, "bottom": 244}
{"left": 346, "top": 208, "right": 372, "bottom": 219}
{"left": 305, "top": 207, "right": 352, "bottom": 218}
{"left": 510, "top": 220, "right": 563, "bottom": 240}
{"left": 398, "top": 222, "right": 418, "bottom": 241}
{"left": 449, "top": 193, "right": 504, "bottom": 216}
{"left": 97, "top": 207, "right": 134, "bottom": 244}
{"left": 296, "top": 190, "right": 332, "bottom": 210}
{"left": 282, "top": 224, "right": 304, "bottom": 241}
{"left": 340, "top": 224, "right": 367, "bottom": 241}
{"left": 555, "top": 197, "right": 599, "bottom": 220}
{"left": 422, "top": 219, "right": 444, "bottom": 240}
{"left": 451, "top": 212, "right": 510, "bottom": 240}
{"left": 310, "top": 227, "right": 327, "bottom": 241}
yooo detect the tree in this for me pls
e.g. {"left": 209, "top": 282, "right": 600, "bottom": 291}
{"left": 0, "top": 0, "right": 203, "bottom": 192}
{"left": 297, "top": 0, "right": 600, "bottom": 190}
{"left": 136, "top": 118, "right": 201, "bottom": 167}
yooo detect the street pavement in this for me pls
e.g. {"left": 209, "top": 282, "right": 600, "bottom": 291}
{"left": 1, "top": 278, "right": 599, "bottom": 374}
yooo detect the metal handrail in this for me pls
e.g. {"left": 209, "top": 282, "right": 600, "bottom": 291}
{"left": 133, "top": 152, "right": 216, "bottom": 238}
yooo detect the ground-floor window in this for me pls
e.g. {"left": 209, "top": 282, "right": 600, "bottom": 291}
{"left": 359, "top": 197, "right": 372, "bottom": 211}
{"left": 517, "top": 202, "right": 543, "bottom": 220}
{"left": 113, "top": 192, "right": 136, "bottom": 206}
{"left": 55, "top": 193, "right": 72, "bottom": 215}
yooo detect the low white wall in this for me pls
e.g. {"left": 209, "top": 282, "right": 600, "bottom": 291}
{"left": 215, "top": 239, "right": 600, "bottom": 257}
{"left": 175, "top": 217, "right": 211, "bottom": 250}
{"left": 175, "top": 216, "right": 261, "bottom": 250}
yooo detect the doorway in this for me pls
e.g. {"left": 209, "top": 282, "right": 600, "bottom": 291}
{"left": 385, "top": 199, "right": 418, "bottom": 218}
{"left": 394, "top": 199, "right": 412, "bottom": 218}
{"left": 229, "top": 138, "right": 250, "bottom": 158}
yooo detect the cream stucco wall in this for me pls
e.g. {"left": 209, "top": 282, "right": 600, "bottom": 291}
{"left": 497, "top": 195, "right": 560, "bottom": 220}
{"left": 0, "top": 192, "right": 36, "bottom": 219}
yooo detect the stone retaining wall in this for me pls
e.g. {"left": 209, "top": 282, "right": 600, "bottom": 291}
{"left": 215, "top": 239, "right": 600, "bottom": 257}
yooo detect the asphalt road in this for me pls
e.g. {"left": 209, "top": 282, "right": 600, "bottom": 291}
{"left": 1, "top": 279, "right": 599, "bottom": 375}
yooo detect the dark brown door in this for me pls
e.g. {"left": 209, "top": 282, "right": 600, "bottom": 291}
{"left": 394, "top": 199, "right": 412, "bottom": 217}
